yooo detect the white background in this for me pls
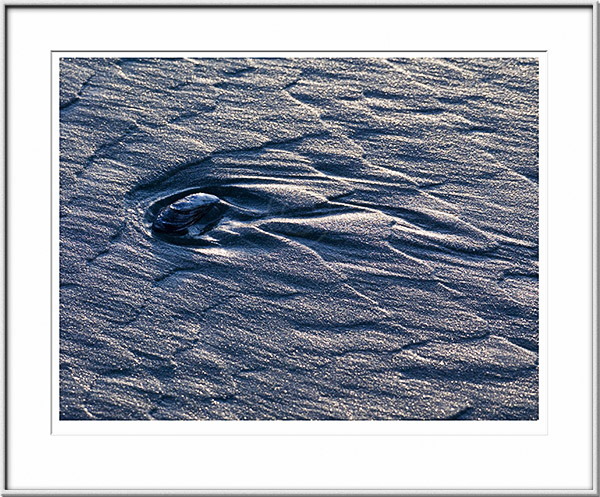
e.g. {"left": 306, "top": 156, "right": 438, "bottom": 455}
{"left": 6, "top": 5, "right": 594, "bottom": 492}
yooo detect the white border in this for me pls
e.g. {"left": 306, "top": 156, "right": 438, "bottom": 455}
{"left": 50, "top": 50, "right": 548, "bottom": 437}
{"left": 6, "top": 5, "right": 593, "bottom": 492}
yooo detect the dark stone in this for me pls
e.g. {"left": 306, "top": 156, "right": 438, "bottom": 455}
{"left": 152, "top": 193, "right": 220, "bottom": 235}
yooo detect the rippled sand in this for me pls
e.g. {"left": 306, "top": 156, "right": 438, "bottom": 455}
{"left": 59, "top": 57, "right": 538, "bottom": 420}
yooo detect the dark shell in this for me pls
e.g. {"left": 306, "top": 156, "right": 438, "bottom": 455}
{"left": 152, "top": 193, "right": 220, "bottom": 234}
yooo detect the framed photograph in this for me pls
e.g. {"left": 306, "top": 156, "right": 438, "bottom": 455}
{"left": 4, "top": 2, "right": 597, "bottom": 495}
